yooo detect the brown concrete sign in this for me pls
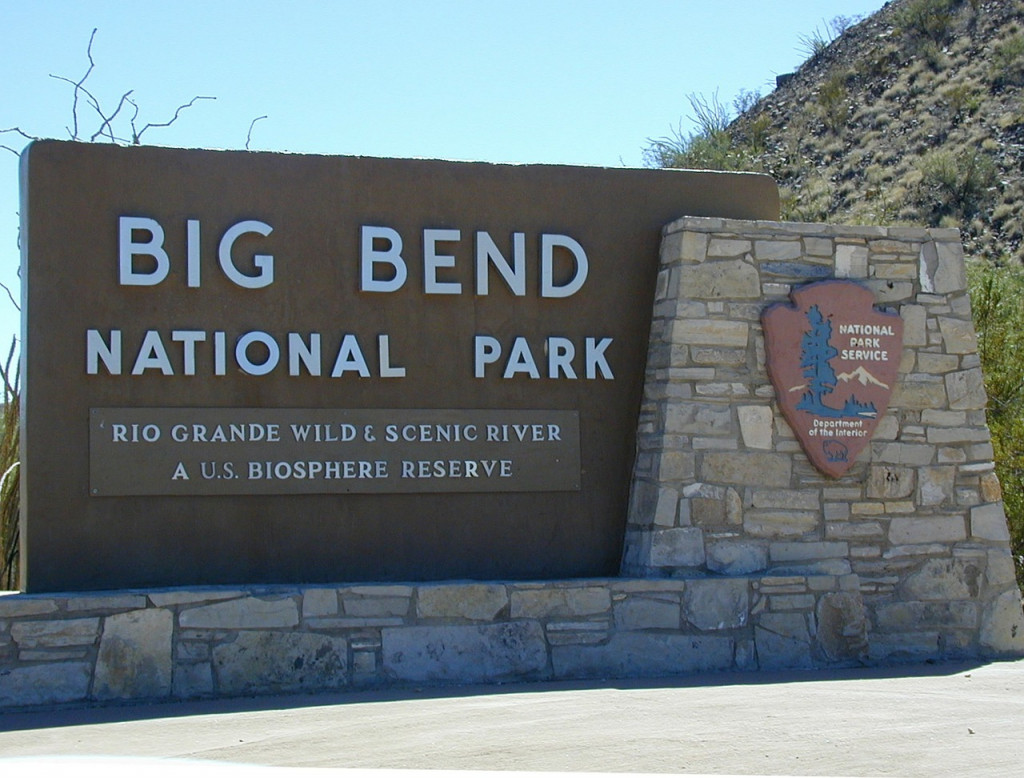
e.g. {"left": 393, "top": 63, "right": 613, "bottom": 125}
{"left": 763, "top": 281, "right": 903, "bottom": 478}
{"left": 21, "top": 140, "right": 778, "bottom": 592}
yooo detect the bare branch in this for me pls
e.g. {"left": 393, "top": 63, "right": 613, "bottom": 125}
{"left": 90, "top": 90, "right": 134, "bottom": 142}
{"left": 63, "top": 27, "right": 98, "bottom": 140}
{"left": 0, "top": 128, "right": 40, "bottom": 157}
{"left": 0, "top": 284, "right": 19, "bottom": 314}
{"left": 1, "top": 127, "right": 40, "bottom": 143}
{"left": 246, "top": 115, "right": 268, "bottom": 150}
{"left": 134, "top": 96, "right": 216, "bottom": 144}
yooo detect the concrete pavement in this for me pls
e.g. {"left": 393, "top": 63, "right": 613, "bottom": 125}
{"left": 1, "top": 659, "right": 1023, "bottom": 776}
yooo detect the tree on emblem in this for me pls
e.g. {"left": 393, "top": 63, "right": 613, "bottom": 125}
{"left": 797, "top": 305, "right": 837, "bottom": 413}
{"left": 796, "top": 304, "right": 877, "bottom": 418}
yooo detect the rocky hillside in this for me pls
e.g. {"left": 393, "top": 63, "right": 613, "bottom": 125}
{"left": 687, "top": 0, "right": 1024, "bottom": 263}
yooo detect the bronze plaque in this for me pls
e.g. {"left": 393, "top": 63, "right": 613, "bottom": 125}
{"left": 21, "top": 140, "right": 778, "bottom": 591}
{"left": 763, "top": 281, "right": 903, "bottom": 478}
{"left": 90, "top": 408, "right": 580, "bottom": 495}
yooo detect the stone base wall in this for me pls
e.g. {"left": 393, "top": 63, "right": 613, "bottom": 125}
{"left": 4, "top": 215, "right": 1022, "bottom": 710}
{"left": 624, "top": 216, "right": 1024, "bottom": 662}
{"left": 2, "top": 575, "right": 861, "bottom": 709}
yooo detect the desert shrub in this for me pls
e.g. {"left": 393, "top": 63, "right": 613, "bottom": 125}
{"left": 895, "top": 0, "right": 959, "bottom": 44}
{"left": 818, "top": 71, "right": 850, "bottom": 132}
{"left": 643, "top": 92, "right": 760, "bottom": 172}
{"left": 942, "top": 83, "right": 981, "bottom": 120}
{"left": 969, "top": 261, "right": 1024, "bottom": 586}
{"left": 919, "top": 40, "right": 948, "bottom": 71}
{"left": 917, "top": 148, "right": 997, "bottom": 220}
{"left": 990, "top": 33, "right": 1024, "bottom": 88}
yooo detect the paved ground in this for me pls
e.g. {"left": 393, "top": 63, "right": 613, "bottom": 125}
{"left": 1, "top": 659, "right": 1023, "bottom": 777}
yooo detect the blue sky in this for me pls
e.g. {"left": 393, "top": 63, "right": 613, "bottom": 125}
{"left": 3, "top": 0, "right": 887, "bottom": 352}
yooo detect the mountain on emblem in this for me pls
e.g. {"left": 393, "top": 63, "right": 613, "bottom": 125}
{"left": 763, "top": 281, "right": 903, "bottom": 478}
{"left": 836, "top": 365, "right": 889, "bottom": 390}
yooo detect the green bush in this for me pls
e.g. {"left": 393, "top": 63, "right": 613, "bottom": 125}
{"left": 969, "top": 261, "right": 1024, "bottom": 587}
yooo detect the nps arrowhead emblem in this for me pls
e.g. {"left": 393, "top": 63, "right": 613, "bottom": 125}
{"left": 762, "top": 281, "right": 903, "bottom": 478}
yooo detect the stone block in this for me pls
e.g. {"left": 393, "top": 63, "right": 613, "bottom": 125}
{"left": 835, "top": 244, "right": 868, "bottom": 278}
{"left": 690, "top": 347, "right": 747, "bottom": 365}
{"left": 94, "top": 608, "right": 173, "bottom": 701}
{"left": 755, "top": 612, "right": 812, "bottom": 669}
{"left": 663, "top": 407, "right": 737, "bottom": 438}
{"left": 971, "top": 502, "right": 1011, "bottom": 541}
{"left": 946, "top": 368, "right": 987, "bottom": 410}
{"left": 654, "top": 486, "right": 680, "bottom": 526}
{"left": 702, "top": 452, "right": 790, "bottom": 486}
{"left": 10, "top": 618, "right": 100, "bottom": 648}
{"left": 987, "top": 549, "right": 1018, "bottom": 586}
{"left": 64, "top": 595, "right": 148, "bottom": 612}
{"left": 614, "top": 596, "right": 681, "bottom": 630}
{"left": 0, "top": 596, "right": 58, "bottom": 618}
{"left": 302, "top": 588, "right": 339, "bottom": 618}
{"left": 691, "top": 494, "right": 726, "bottom": 526}
{"left": 648, "top": 528, "right": 705, "bottom": 567}
{"left": 671, "top": 319, "right": 749, "bottom": 348}
{"left": 826, "top": 521, "right": 884, "bottom": 540}
{"left": 919, "top": 240, "right": 966, "bottom": 294}
{"left": 552, "top": 633, "right": 734, "bottom": 678}
{"left": 0, "top": 663, "right": 91, "bottom": 708}
{"left": 900, "top": 304, "right": 927, "bottom": 346}
{"left": 815, "top": 591, "right": 868, "bottom": 662}
{"left": 981, "top": 473, "right": 1003, "bottom": 503}
{"left": 343, "top": 596, "right": 410, "bottom": 618}
{"left": 891, "top": 380, "right": 948, "bottom": 410}
{"left": 751, "top": 489, "right": 819, "bottom": 511}
{"left": 707, "top": 238, "right": 751, "bottom": 257}
{"left": 873, "top": 262, "right": 918, "bottom": 279}
{"left": 173, "top": 662, "right": 214, "bottom": 698}
{"left": 868, "top": 632, "right": 940, "bottom": 662}
{"left": 510, "top": 587, "right": 610, "bottom": 619}
{"left": 180, "top": 596, "right": 299, "bottom": 629}
{"left": 805, "top": 237, "right": 833, "bottom": 256}
{"left": 938, "top": 316, "right": 978, "bottom": 354}
{"left": 754, "top": 239, "right": 802, "bottom": 260}
{"left": 926, "top": 426, "right": 991, "bottom": 444}
{"left": 874, "top": 601, "right": 977, "bottom": 630}
{"left": 148, "top": 590, "right": 246, "bottom": 607}
{"left": 681, "top": 258, "right": 761, "bottom": 299}
{"left": 769, "top": 542, "right": 848, "bottom": 563}
{"left": 417, "top": 583, "right": 508, "bottom": 621}
{"left": 706, "top": 541, "right": 768, "bottom": 575}
{"left": 679, "top": 231, "right": 709, "bottom": 262}
{"left": 916, "top": 353, "right": 960, "bottom": 374}
{"left": 871, "top": 442, "right": 936, "bottom": 466}
{"left": 213, "top": 631, "right": 348, "bottom": 695}
{"left": 744, "top": 511, "right": 818, "bottom": 538}
{"left": 865, "top": 279, "right": 913, "bottom": 302}
{"left": 383, "top": 622, "right": 546, "bottom": 683}
{"left": 867, "top": 466, "right": 915, "bottom": 499}
{"left": 889, "top": 516, "right": 966, "bottom": 544}
{"left": 682, "top": 578, "right": 748, "bottom": 630}
{"left": 903, "top": 558, "right": 982, "bottom": 601}
{"left": 917, "top": 466, "right": 955, "bottom": 506}
{"left": 738, "top": 405, "right": 773, "bottom": 449}
{"left": 656, "top": 450, "right": 696, "bottom": 482}
{"left": 980, "top": 589, "right": 1024, "bottom": 654}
